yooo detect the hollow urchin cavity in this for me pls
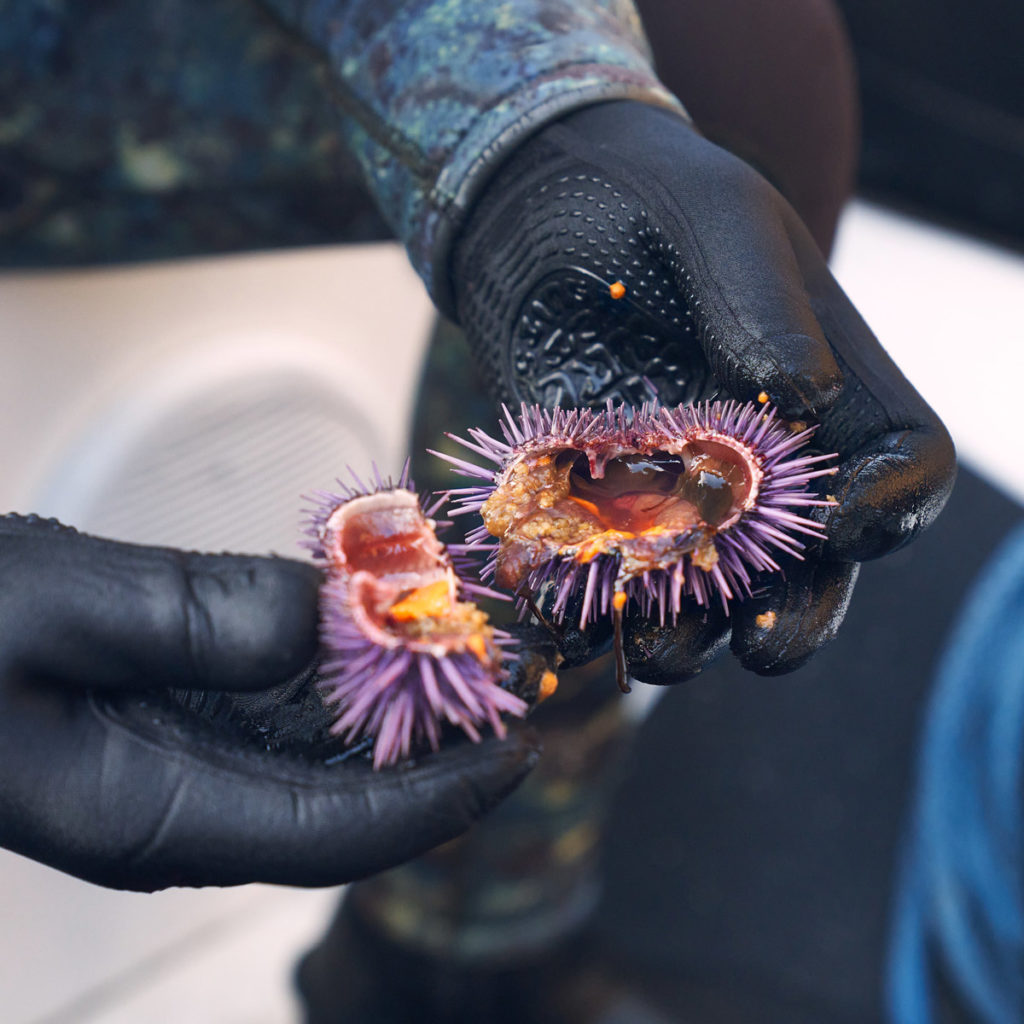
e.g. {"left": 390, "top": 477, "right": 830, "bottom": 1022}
{"left": 566, "top": 440, "right": 757, "bottom": 535}
{"left": 477, "top": 431, "right": 763, "bottom": 594}
{"left": 439, "top": 400, "right": 837, "bottom": 621}
{"left": 324, "top": 490, "right": 446, "bottom": 580}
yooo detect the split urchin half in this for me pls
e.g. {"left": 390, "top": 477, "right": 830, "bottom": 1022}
{"left": 435, "top": 401, "right": 838, "bottom": 689}
{"left": 303, "top": 467, "right": 526, "bottom": 769}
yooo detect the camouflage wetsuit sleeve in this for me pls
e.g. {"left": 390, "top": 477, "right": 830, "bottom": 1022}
{"left": 259, "top": 0, "right": 686, "bottom": 312}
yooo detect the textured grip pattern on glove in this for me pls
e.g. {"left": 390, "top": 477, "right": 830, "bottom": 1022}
{"left": 454, "top": 146, "right": 715, "bottom": 410}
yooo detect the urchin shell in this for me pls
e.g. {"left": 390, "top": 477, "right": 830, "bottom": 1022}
{"left": 434, "top": 400, "right": 838, "bottom": 626}
{"left": 302, "top": 466, "right": 526, "bottom": 769}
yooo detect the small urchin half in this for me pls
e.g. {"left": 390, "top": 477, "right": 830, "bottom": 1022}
{"left": 303, "top": 466, "right": 526, "bottom": 769}
{"left": 434, "top": 400, "right": 838, "bottom": 689}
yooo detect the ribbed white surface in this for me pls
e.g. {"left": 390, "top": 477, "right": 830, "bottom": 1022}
{"left": 40, "top": 373, "right": 374, "bottom": 556}
{"left": 0, "top": 243, "right": 435, "bottom": 550}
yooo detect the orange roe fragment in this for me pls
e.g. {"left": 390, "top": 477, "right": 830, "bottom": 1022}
{"left": 538, "top": 670, "right": 559, "bottom": 702}
{"left": 609, "top": 281, "right": 626, "bottom": 300}
{"left": 573, "top": 530, "right": 636, "bottom": 563}
{"left": 466, "top": 633, "right": 489, "bottom": 661}
{"left": 757, "top": 391, "right": 769, "bottom": 404}
{"left": 388, "top": 578, "right": 452, "bottom": 622}
{"left": 612, "top": 591, "right": 628, "bottom": 612}
{"left": 568, "top": 496, "right": 602, "bottom": 518}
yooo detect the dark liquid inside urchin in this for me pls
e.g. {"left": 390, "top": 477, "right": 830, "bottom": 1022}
{"left": 565, "top": 442, "right": 756, "bottom": 534}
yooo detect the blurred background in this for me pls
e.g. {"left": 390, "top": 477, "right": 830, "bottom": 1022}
{"left": 1, "top": 2, "right": 1022, "bottom": 1021}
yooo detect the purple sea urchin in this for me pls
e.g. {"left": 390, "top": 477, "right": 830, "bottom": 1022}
{"left": 435, "top": 401, "right": 837, "bottom": 688}
{"left": 303, "top": 469, "right": 527, "bottom": 769}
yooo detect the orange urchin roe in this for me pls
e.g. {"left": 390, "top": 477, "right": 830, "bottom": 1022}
{"left": 383, "top": 579, "right": 498, "bottom": 663}
{"left": 465, "top": 633, "right": 488, "bottom": 661}
{"left": 609, "top": 280, "right": 626, "bottom": 300}
{"left": 567, "top": 496, "right": 601, "bottom": 518}
{"left": 574, "top": 529, "right": 637, "bottom": 563}
{"left": 755, "top": 610, "right": 777, "bottom": 630}
{"left": 387, "top": 578, "right": 452, "bottom": 621}
{"left": 538, "top": 669, "right": 559, "bottom": 702}
{"left": 757, "top": 391, "right": 769, "bottom": 405}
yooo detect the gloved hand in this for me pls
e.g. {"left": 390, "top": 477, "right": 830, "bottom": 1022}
{"left": 0, "top": 514, "right": 541, "bottom": 892}
{"left": 452, "top": 100, "right": 956, "bottom": 679}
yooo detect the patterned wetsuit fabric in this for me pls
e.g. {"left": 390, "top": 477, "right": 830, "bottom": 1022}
{"left": 0, "top": 1, "right": 392, "bottom": 266}
{"left": 0, "top": 0, "right": 682, "bottom": 300}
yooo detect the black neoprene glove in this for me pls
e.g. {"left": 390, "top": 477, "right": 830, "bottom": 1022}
{"left": 452, "top": 100, "right": 956, "bottom": 679}
{"left": 0, "top": 514, "right": 541, "bottom": 892}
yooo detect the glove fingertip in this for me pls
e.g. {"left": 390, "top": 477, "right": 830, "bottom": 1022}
{"left": 477, "top": 725, "right": 544, "bottom": 787}
{"left": 752, "top": 331, "right": 843, "bottom": 418}
{"left": 623, "top": 609, "right": 731, "bottom": 684}
{"left": 409, "top": 728, "right": 542, "bottom": 841}
{"left": 823, "top": 427, "right": 957, "bottom": 563}
{"left": 734, "top": 638, "right": 816, "bottom": 678}
{"left": 730, "top": 561, "right": 859, "bottom": 676}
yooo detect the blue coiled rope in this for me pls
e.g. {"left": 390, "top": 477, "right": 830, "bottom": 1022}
{"left": 889, "top": 523, "right": 1024, "bottom": 1023}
